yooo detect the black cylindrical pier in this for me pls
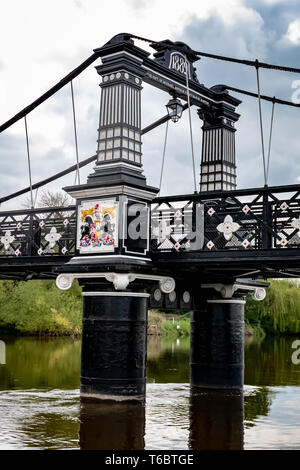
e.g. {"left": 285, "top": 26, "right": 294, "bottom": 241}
{"left": 80, "top": 283, "right": 148, "bottom": 402}
{"left": 190, "top": 297, "right": 245, "bottom": 389}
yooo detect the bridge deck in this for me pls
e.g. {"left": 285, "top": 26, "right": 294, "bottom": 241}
{"left": 1, "top": 184, "right": 300, "bottom": 280}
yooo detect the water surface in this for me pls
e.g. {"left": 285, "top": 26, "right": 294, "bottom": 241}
{"left": 0, "top": 334, "right": 300, "bottom": 449}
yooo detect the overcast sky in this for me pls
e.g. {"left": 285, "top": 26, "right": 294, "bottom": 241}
{"left": 1, "top": 0, "right": 300, "bottom": 209}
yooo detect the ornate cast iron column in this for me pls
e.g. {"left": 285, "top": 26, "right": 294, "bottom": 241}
{"left": 53, "top": 33, "right": 268, "bottom": 402}
{"left": 198, "top": 88, "right": 240, "bottom": 192}
{"left": 79, "top": 278, "right": 149, "bottom": 402}
{"left": 88, "top": 34, "right": 149, "bottom": 189}
{"left": 54, "top": 33, "right": 198, "bottom": 403}
{"left": 55, "top": 34, "right": 164, "bottom": 402}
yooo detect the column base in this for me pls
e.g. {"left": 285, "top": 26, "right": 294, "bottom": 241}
{"left": 80, "top": 391, "right": 145, "bottom": 403}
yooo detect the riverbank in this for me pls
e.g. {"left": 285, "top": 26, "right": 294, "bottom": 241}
{"left": 147, "top": 310, "right": 190, "bottom": 337}
{"left": 0, "top": 280, "right": 82, "bottom": 336}
{"left": 0, "top": 279, "right": 299, "bottom": 338}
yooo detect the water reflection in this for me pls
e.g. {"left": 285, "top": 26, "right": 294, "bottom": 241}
{"left": 245, "top": 336, "right": 300, "bottom": 386}
{"left": 0, "top": 334, "right": 300, "bottom": 449}
{"left": 189, "top": 388, "right": 244, "bottom": 450}
{"left": 79, "top": 401, "right": 145, "bottom": 450}
{"left": 244, "top": 387, "right": 272, "bottom": 428}
{"left": 147, "top": 336, "right": 190, "bottom": 383}
{"left": 0, "top": 335, "right": 80, "bottom": 391}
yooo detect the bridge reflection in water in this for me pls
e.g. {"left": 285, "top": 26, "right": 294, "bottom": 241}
{"left": 189, "top": 389, "right": 244, "bottom": 450}
{"left": 79, "top": 389, "right": 245, "bottom": 450}
{"left": 79, "top": 401, "right": 146, "bottom": 450}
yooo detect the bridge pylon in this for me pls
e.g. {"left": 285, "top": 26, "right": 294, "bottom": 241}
{"left": 55, "top": 33, "right": 267, "bottom": 402}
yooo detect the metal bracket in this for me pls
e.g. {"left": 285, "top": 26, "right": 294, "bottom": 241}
{"left": 201, "top": 283, "right": 266, "bottom": 301}
{"left": 56, "top": 272, "right": 175, "bottom": 293}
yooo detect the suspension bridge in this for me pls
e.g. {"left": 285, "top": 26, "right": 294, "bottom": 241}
{"left": 1, "top": 32, "right": 300, "bottom": 400}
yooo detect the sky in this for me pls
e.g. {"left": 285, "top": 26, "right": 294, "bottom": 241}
{"left": 1, "top": 0, "right": 300, "bottom": 209}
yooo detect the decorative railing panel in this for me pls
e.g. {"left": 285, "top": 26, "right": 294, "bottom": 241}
{"left": 150, "top": 185, "right": 300, "bottom": 253}
{"left": 1, "top": 185, "right": 300, "bottom": 260}
{"left": 0, "top": 206, "right": 76, "bottom": 257}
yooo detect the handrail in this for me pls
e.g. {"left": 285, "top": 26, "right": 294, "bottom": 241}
{"left": 152, "top": 183, "right": 300, "bottom": 203}
{"left": 0, "top": 205, "right": 76, "bottom": 217}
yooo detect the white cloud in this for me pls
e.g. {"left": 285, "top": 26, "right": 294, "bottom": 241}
{"left": 0, "top": 0, "right": 252, "bottom": 203}
{"left": 281, "top": 19, "right": 300, "bottom": 45}
{"left": 0, "top": 0, "right": 299, "bottom": 208}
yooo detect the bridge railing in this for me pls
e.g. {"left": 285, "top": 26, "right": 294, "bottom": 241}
{"left": 1, "top": 184, "right": 300, "bottom": 259}
{"left": 150, "top": 184, "right": 300, "bottom": 253}
{"left": 0, "top": 206, "right": 76, "bottom": 258}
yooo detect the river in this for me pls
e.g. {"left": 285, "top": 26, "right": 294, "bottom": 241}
{"left": 0, "top": 334, "right": 300, "bottom": 449}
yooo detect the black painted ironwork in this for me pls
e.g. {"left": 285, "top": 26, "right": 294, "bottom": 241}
{"left": 0, "top": 206, "right": 76, "bottom": 258}
{"left": 151, "top": 184, "right": 300, "bottom": 253}
{"left": 1, "top": 184, "right": 300, "bottom": 262}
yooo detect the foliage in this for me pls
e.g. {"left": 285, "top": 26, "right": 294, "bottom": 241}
{"left": 245, "top": 279, "right": 300, "bottom": 335}
{"left": 1, "top": 278, "right": 300, "bottom": 337}
{"left": 0, "top": 280, "right": 82, "bottom": 336}
{"left": 161, "top": 318, "right": 190, "bottom": 337}
{"left": 245, "top": 319, "right": 266, "bottom": 338}
{"left": 148, "top": 310, "right": 190, "bottom": 337}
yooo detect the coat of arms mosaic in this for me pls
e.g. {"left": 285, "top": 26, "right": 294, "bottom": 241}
{"left": 77, "top": 199, "right": 118, "bottom": 253}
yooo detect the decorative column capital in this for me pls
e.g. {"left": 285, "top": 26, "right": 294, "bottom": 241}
{"left": 56, "top": 272, "right": 175, "bottom": 294}
{"left": 198, "top": 89, "right": 241, "bottom": 193}
{"left": 201, "top": 282, "right": 267, "bottom": 301}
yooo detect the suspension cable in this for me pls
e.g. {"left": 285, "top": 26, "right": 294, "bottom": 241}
{"left": 158, "top": 120, "right": 169, "bottom": 196}
{"left": 0, "top": 111, "right": 172, "bottom": 205}
{"left": 2, "top": 33, "right": 300, "bottom": 138}
{"left": 70, "top": 80, "right": 80, "bottom": 185}
{"left": 0, "top": 154, "right": 97, "bottom": 205}
{"left": 129, "top": 33, "right": 300, "bottom": 74}
{"left": 255, "top": 64, "right": 267, "bottom": 186}
{"left": 267, "top": 99, "right": 275, "bottom": 182}
{"left": 24, "top": 116, "right": 34, "bottom": 209}
{"left": 185, "top": 57, "right": 197, "bottom": 193}
{"left": 224, "top": 85, "right": 300, "bottom": 108}
{"left": 0, "top": 52, "right": 99, "bottom": 134}
{"left": 34, "top": 187, "right": 39, "bottom": 208}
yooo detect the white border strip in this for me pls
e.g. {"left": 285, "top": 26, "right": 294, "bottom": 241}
{"left": 71, "top": 255, "right": 152, "bottom": 261}
{"left": 82, "top": 291, "right": 150, "bottom": 298}
{"left": 207, "top": 299, "right": 246, "bottom": 305}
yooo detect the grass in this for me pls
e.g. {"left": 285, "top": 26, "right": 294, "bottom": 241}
{"left": 148, "top": 310, "right": 190, "bottom": 337}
